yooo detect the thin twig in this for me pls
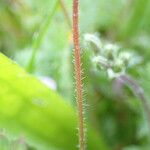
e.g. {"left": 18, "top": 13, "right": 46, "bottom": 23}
{"left": 26, "top": 1, "right": 59, "bottom": 72}
{"left": 73, "top": 0, "right": 85, "bottom": 150}
{"left": 26, "top": 0, "right": 71, "bottom": 73}
{"left": 117, "top": 74, "right": 150, "bottom": 136}
{"left": 59, "top": 0, "right": 72, "bottom": 28}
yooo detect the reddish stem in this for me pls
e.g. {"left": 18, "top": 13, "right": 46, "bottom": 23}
{"left": 73, "top": 0, "right": 85, "bottom": 150}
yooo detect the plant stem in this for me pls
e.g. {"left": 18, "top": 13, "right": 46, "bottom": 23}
{"left": 59, "top": 0, "right": 72, "bottom": 28}
{"left": 26, "top": 0, "right": 59, "bottom": 73}
{"left": 73, "top": 0, "right": 85, "bottom": 150}
{"left": 117, "top": 74, "right": 150, "bottom": 136}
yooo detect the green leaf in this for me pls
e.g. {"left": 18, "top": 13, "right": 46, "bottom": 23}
{"left": 0, "top": 53, "right": 108, "bottom": 150}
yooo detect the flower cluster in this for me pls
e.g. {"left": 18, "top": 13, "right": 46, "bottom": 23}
{"left": 84, "top": 33, "right": 142, "bottom": 79}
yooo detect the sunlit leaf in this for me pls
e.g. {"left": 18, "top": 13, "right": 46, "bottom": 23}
{"left": 0, "top": 53, "right": 108, "bottom": 150}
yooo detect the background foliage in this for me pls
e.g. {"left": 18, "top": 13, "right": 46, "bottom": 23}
{"left": 0, "top": 0, "right": 150, "bottom": 149}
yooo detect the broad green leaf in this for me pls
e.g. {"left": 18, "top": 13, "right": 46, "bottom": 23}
{"left": 0, "top": 53, "right": 108, "bottom": 150}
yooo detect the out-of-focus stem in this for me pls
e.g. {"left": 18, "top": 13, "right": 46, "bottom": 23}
{"left": 26, "top": 0, "right": 71, "bottom": 73}
{"left": 26, "top": 0, "right": 59, "bottom": 73}
{"left": 59, "top": 0, "right": 72, "bottom": 28}
{"left": 117, "top": 74, "right": 150, "bottom": 136}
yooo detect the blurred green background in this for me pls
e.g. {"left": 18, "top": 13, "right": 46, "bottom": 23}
{"left": 0, "top": 0, "right": 150, "bottom": 149}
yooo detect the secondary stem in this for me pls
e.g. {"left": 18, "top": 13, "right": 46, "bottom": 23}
{"left": 26, "top": 0, "right": 71, "bottom": 73}
{"left": 117, "top": 74, "right": 150, "bottom": 137}
{"left": 26, "top": 0, "right": 59, "bottom": 72}
{"left": 59, "top": 0, "right": 72, "bottom": 28}
{"left": 72, "top": 0, "right": 85, "bottom": 150}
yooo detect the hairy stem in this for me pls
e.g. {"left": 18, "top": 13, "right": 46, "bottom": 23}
{"left": 73, "top": 0, "right": 85, "bottom": 150}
